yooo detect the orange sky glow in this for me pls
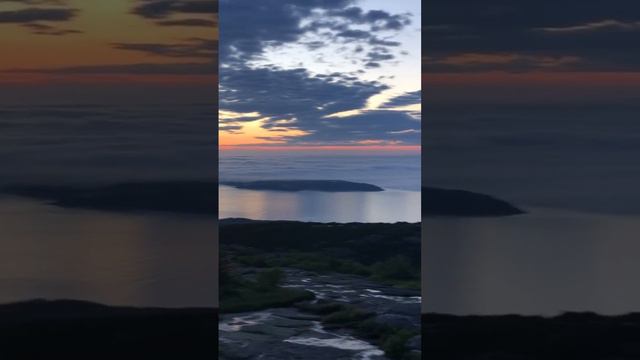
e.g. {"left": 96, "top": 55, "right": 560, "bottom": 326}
{"left": 0, "top": 0, "right": 216, "bottom": 84}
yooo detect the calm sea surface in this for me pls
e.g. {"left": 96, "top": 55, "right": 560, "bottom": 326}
{"left": 422, "top": 105, "right": 640, "bottom": 315}
{"left": 1, "top": 144, "right": 419, "bottom": 304}
{"left": 220, "top": 185, "right": 420, "bottom": 222}
{"left": 0, "top": 196, "right": 218, "bottom": 307}
{"left": 0, "top": 104, "right": 218, "bottom": 306}
{"left": 219, "top": 150, "right": 421, "bottom": 222}
{"left": 423, "top": 208, "right": 640, "bottom": 316}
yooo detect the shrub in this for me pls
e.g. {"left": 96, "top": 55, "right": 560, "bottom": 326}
{"left": 382, "top": 330, "right": 415, "bottom": 359}
{"left": 255, "top": 268, "right": 284, "bottom": 289}
{"left": 372, "top": 255, "right": 416, "bottom": 281}
{"left": 323, "top": 307, "right": 372, "bottom": 324}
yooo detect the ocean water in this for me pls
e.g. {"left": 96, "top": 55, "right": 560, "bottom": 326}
{"left": 425, "top": 104, "right": 640, "bottom": 214}
{"left": 0, "top": 104, "right": 419, "bottom": 305}
{"left": 219, "top": 150, "right": 421, "bottom": 222}
{"left": 423, "top": 104, "right": 640, "bottom": 315}
{"left": 0, "top": 104, "right": 218, "bottom": 307}
{"left": 423, "top": 209, "right": 640, "bottom": 315}
{"left": 219, "top": 185, "right": 420, "bottom": 222}
{"left": 0, "top": 196, "right": 218, "bottom": 307}
{"left": 220, "top": 150, "right": 421, "bottom": 191}
{"left": 0, "top": 104, "right": 217, "bottom": 185}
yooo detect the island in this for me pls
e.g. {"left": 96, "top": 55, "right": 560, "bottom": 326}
{"left": 222, "top": 179, "right": 384, "bottom": 192}
{"left": 422, "top": 187, "right": 524, "bottom": 216}
{"left": 1, "top": 181, "right": 218, "bottom": 215}
{"left": 3, "top": 180, "right": 524, "bottom": 217}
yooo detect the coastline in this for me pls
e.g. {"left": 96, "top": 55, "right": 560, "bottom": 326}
{"left": 0, "top": 299, "right": 218, "bottom": 359}
{"left": 421, "top": 312, "right": 640, "bottom": 359}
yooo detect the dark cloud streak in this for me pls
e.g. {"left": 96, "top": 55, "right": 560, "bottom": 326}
{"left": 112, "top": 38, "right": 217, "bottom": 60}
{"left": 0, "top": 7, "right": 75, "bottom": 22}
{"left": 131, "top": 0, "right": 217, "bottom": 28}
{"left": 5, "top": 62, "right": 216, "bottom": 75}
{"left": 0, "top": 0, "right": 80, "bottom": 35}
{"left": 132, "top": 0, "right": 217, "bottom": 19}
{"left": 424, "top": 0, "right": 640, "bottom": 73}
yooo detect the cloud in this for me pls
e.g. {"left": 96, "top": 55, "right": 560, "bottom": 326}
{"left": 219, "top": 0, "right": 418, "bottom": 145}
{"left": 0, "top": 7, "right": 75, "bottom": 22}
{"left": 117, "top": 3, "right": 218, "bottom": 74}
{"left": 112, "top": 38, "right": 217, "bottom": 59}
{"left": 6, "top": 62, "right": 216, "bottom": 75}
{"left": 220, "top": 66, "right": 419, "bottom": 145}
{"left": 383, "top": 91, "right": 421, "bottom": 108}
{"left": 21, "top": 21, "right": 80, "bottom": 35}
{"left": 0, "top": 0, "right": 67, "bottom": 4}
{"left": 535, "top": 19, "right": 640, "bottom": 34}
{"left": 132, "top": 0, "right": 217, "bottom": 19}
{"left": 219, "top": 124, "right": 242, "bottom": 133}
{"left": 369, "top": 38, "right": 401, "bottom": 47}
{"left": 221, "top": 66, "right": 384, "bottom": 117}
{"left": 424, "top": 0, "right": 640, "bottom": 72}
{"left": 337, "top": 29, "right": 370, "bottom": 39}
{"left": 296, "top": 111, "right": 420, "bottom": 144}
{"left": 131, "top": 0, "right": 217, "bottom": 28}
{"left": 367, "top": 51, "right": 394, "bottom": 62}
{"left": 220, "top": 0, "right": 408, "bottom": 63}
{"left": 327, "top": 7, "right": 411, "bottom": 30}
{"left": 156, "top": 18, "right": 216, "bottom": 27}
{"left": 0, "top": 1, "right": 80, "bottom": 35}
{"left": 378, "top": 91, "right": 421, "bottom": 120}
{"left": 424, "top": 53, "right": 584, "bottom": 73}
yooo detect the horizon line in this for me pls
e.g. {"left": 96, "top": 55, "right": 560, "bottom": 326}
{"left": 219, "top": 145, "right": 421, "bottom": 152}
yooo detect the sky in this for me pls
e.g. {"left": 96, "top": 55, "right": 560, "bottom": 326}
{"left": 218, "top": 0, "right": 421, "bottom": 150}
{"left": 424, "top": 0, "right": 640, "bottom": 105}
{"left": 423, "top": 1, "right": 640, "bottom": 212}
{"left": 0, "top": 0, "right": 217, "bottom": 105}
{"left": 0, "top": 0, "right": 219, "bottom": 185}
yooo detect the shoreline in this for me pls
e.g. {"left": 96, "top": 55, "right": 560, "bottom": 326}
{"left": 0, "top": 299, "right": 218, "bottom": 358}
{"left": 422, "top": 311, "right": 640, "bottom": 359}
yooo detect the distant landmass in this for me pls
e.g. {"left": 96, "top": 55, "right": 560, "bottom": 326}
{"left": 222, "top": 180, "right": 384, "bottom": 192}
{"left": 2, "top": 181, "right": 217, "bottom": 215}
{"left": 422, "top": 312, "right": 640, "bottom": 359}
{"left": 423, "top": 187, "right": 524, "bottom": 216}
{"left": 0, "top": 299, "right": 217, "bottom": 359}
{"left": 2, "top": 180, "right": 523, "bottom": 217}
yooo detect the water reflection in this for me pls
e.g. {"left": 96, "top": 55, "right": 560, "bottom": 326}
{"left": 0, "top": 197, "right": 217, "bottom": 307}
{"left": 423, "top": 208, "right": 640, "bottom": 315}
{"left": 219, "top": 185, "right": 421, "bottom": 223}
